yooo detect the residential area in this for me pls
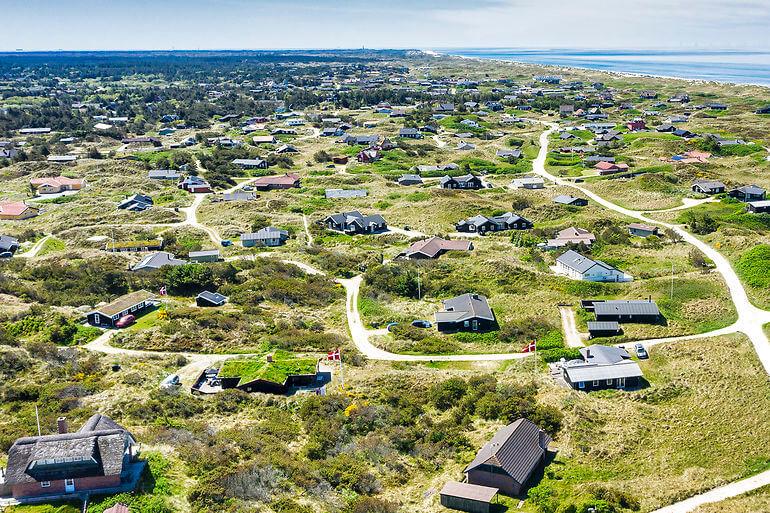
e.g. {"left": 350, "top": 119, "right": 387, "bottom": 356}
{"left": 0, "top": 49, "right": 769, "bottom": 513}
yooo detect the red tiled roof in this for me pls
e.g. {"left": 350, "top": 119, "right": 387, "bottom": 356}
{"left": 253, "top": 173, "right": 300, "bottom": 186}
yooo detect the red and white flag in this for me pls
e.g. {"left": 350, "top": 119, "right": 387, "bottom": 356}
{"left": 159, "top": 286, "right": 167, "bottom": 296}
{"left": 522, "top": 341, "right": 536, "bottom": 353}
{"left": 327, "top": 348, "right": 341, "bottom": 361}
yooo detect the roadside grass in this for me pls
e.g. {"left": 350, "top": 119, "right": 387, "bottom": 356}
{"left": 516, "top": 334, "right": 770, "bottom": 513}
{"left": 36, "top": 236, "right": 66, "bottom": 256}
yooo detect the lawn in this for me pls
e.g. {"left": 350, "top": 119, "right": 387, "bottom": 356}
{"left": 515, "top": 334, "right": 770, "bottom": 513}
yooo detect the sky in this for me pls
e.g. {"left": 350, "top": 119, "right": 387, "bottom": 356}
{"left": 1, "top": 0, "right": 769, "bottom": 51}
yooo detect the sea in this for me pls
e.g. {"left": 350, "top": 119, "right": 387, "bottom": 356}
{"left": 438, "top": 48, "right": 770, "bottom": 87}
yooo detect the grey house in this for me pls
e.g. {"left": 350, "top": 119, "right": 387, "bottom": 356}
{"left": 729, "top": 185, "right": 766, "bottom": 202}
{"left": 553, "top": 195, "right": 588, "bottom": 207}
{"left": 241, "top": 227, "right": 289, "bottom": 247}
{"left": 455, "top": 212, "right": 532, "bottom": 234}
{"left": 589, "top": 299, "right": 661, "bottom": 323}
{"left": 0, "top": 235, "right": 20, "bottom": 254}
{"left": 692, "top": 180, "right": 725, "bottom": 195}
{"left": 398, "top": 174, "right": 423, "bottom": 186}
{"left": 465, "top": 418, "right": 551, "bottom": 496}
{"left": 562, "top": 345, "right": 643, "bottom": 391}
{"left": 117, "top": 194, "right": 153, "bottom": 211}
{"left": 131, "top": 252, "right": 187, "bottom": 272}
{"left": 188, "top": 249, "right": 221, "bottom": 263}
{"left": 435, "top": 293, "right": 496, "bottom": 333}
{"left": 324, "top": 211, "right": 387, "bottom": 234}
{"left": 441, "top": 174, "right": 483, "bottom": 190}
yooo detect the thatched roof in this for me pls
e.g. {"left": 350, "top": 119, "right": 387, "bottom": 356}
{"left": 5, "top": 414, "right": 134, "bottom": 484}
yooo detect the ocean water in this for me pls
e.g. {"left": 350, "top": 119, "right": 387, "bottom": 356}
{"left": 439, "top": 48, "right": 770, "bottom": 87}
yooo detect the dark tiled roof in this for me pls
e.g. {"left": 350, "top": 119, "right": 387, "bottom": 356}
{"left": 465, "top": 418, "right": 551, "bottom": 484}
{"left": 593, "top": 300, "right": 660, "bottom": 317}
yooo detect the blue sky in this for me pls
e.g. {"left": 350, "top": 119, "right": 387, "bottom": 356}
{"left": 2, "top": 0, "right": 769, "bottom": 51}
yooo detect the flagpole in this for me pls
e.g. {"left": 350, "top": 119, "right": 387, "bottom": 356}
{"left": 35, "top": 404, "right": 41, "bottom": 436}
{"left": 338, "top": 349, "right": 344, "bottom": 390}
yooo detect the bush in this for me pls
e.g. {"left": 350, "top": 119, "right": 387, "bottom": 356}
{"left": 429, "top": 378, "right": 468, "bottom": 410}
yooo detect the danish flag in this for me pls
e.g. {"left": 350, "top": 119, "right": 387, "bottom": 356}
{"left": 327, "top": 348, "right": 341, "bottom": 361}
{"left": 522, "top": 341, "right": 536, "bottom": 353}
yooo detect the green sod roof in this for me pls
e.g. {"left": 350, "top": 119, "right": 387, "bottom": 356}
{"left": 219, "top": 351, "right": 318, "bottom": 386}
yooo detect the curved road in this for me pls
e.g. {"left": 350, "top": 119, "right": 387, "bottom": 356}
{"left": 530, "top": 122, "right": 770, "bottom": 374}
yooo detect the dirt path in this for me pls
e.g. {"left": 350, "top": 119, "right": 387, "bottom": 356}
{"left": 559, "top": 307, "right": 585, "bottom": 348}
{"left": 302, "top": 214, "right": 314, "bottom": 247}
{"left": 651, "top": 469, "right": 770, "bottom": 513}
{"left": 18, "top": 234, "right": 51, "bottom": 259}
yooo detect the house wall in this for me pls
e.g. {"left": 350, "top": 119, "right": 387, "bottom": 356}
{"left": 467, "top": 468, "right": 521, "bottom": 497}
{"left": 12, "top": 475, "right": 120, "bottom": 499}
{"left": 437, "top": 317, "right": 495, "bottom": 333}
{"left": 440, "top": 494, "right": 490, "bottom": 513}
{"left": 566, "top": 374, "right": 639, "bottom": 391}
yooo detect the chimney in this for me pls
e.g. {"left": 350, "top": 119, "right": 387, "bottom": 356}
{"left": 585, "top": 348, "right": 591, "bottom": 358}
{"left": 57, "top": 417, "right": 68, "bottom": 434}
{"left": 266, "top": 354, "right": 273, "bottom": 363}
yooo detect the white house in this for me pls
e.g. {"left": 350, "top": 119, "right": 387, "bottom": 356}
{"left": 555, "top": 250, "right": 632, "bottom": 282}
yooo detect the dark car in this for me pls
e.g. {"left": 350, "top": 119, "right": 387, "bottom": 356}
{"left": 0, "top": 251, "right": 12, "bottom": 259}
{"left": 411, "top": 320, "right": 433, "bottom": 328}
{"left": 221, "top": 240, "right": 233, "bottom": 247}
{"left": 386, "top": 322, "right": 399, "bottom": 332}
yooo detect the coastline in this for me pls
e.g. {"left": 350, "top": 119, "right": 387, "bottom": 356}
{"left": 420, "top": 49, "right": 770, "bottom": 90}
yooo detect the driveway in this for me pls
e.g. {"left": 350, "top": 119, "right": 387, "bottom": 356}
{"left": 559, "top": 307, "right": 585, "bottom": 348}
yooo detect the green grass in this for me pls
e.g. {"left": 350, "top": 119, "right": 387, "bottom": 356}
{"left": 219, "top": 350, "right": 318, "bottom": 385}
{"left": 37, "top": 236, "right": 66, "bottom": 256}
{"left": 736, "top": 245, "right": 770, "bottom": 289}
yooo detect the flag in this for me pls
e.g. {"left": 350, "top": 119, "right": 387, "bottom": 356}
{"left": 522, "top": 341, "right": 536, "bottom": 353}
{"left": 327, "top": 348, "right": 341, "bottom": 361}
{"left": 159, "top": 286, "right": 167, "bottom": 296}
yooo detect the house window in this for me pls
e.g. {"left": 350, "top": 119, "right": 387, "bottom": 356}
{"left": 93, "top": 313, "right": 100, "bottom": 325}
{"left": 606, "top": 379, "right": 613, "bottom": 385}
{"left": 578, "top": 381, "right": 585, "bottom": 389}
{"left": 463, "top": 320, "right": 469, "bottom": 327}
{"left": 592, "top": 380, "right": 599, "bottom": 387}
{"left": 41, "top": 481, "right": 51, "bottom": 488}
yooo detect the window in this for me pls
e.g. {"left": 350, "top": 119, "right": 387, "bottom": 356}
{"left": 41, "top": 481, "right": 51, "bottom": 488}
{"left": 93, "top": 313, "right": 100, "bottom": 325}
{"left": 578, "top": 381, "right": 585, "bottom": 389}
{"left": 463, "top": 320, "right": 469, "bottom": 327}
{"left": 606, "top": 379, "right": 613, "bottom": 385}
{"left": 592, "top": 380, "right": 599, "bottom": 386}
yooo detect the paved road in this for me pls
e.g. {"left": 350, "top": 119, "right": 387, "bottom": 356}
{"left": 528, "top": 120, "right": 770, "bottom": 512}
{"left": 651, "top": 468, "right": 770, "bottom": 513}
{"left": 530, "top": 121, "right": 770, "bottom": 372}
{"left": 338, "top": 275, "right": 532, "bottom": 362}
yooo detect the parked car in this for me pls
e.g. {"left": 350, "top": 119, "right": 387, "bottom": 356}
{"left": 221, "top": 240, "right": 233, "bottom": 247}
{"left": 386, "top": 322, "right": 399, "bottom": 332}
{"left": 115, "top": 314, "right": 136, "bottom": 328}
{"left": 0, "top": 251, "right": 12, "bottom": 259}
{"left": 634, "top": 343, "right": 649, "bottom": 359}
{"left": 411, "top": 320, "right": 433, "bottom": 328}
{"left": 243, "top": 185, "right": 254, "bottom": 191}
